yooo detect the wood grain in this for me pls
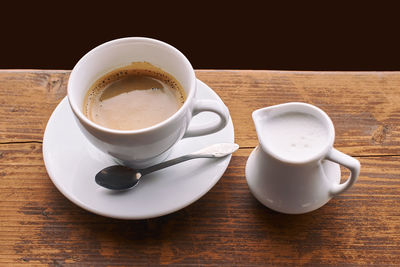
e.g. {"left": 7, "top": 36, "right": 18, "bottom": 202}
{"left": 0, "top": 70, "right": 399, "bottom": 266}
{"left": 196, "top": 70, "right": 400, "bottom": 156}
{"left": 1, "top": 70, "right": 400, "bottom": 156}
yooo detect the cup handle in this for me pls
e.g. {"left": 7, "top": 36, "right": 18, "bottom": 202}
{"left": 325, "top": 148, "right": 361, "bottom": 196}
{"left": 183, "top": 99, "right": 229, "bottom": 138}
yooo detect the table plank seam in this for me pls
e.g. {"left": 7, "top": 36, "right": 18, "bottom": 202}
{"left": 354, "top": 154, "right": 400, "bottom": 158}
{"left": 0, "top": 141, "right": 43, "bottom": 145}
{"left": 237, "top": 147, "right": 400, "bottom": 158}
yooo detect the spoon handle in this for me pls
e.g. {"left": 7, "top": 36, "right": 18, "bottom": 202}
{"left": 138, "top": 143, "right": 239, "bottom": 176}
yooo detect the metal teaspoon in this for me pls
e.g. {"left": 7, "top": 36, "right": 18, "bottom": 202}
{"left": 95, "top": 143, "right": 239, "bottom": 190}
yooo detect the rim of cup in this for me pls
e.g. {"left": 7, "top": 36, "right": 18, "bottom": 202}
{"left": 67, "top": 37, "right": 196, "bottom": 135}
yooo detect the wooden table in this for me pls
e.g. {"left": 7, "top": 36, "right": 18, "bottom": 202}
{"left": 1, "top": 70, "right": 399, "bottom": 266}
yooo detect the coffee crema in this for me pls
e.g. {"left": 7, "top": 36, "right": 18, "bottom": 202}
{"left": 83, "top": 62, "right": 186, "bottom": 131}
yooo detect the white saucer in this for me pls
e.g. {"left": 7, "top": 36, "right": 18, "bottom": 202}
{"left": 43, "top": 79, "right": 234, "bottom": 219}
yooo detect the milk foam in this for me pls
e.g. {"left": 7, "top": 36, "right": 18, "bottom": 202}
{"left": 263, "top": 112, "right": 328, "bottom": 161}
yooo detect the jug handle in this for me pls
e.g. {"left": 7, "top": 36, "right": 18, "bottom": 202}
{"left": 326, "top": 148, "right": 361, "bottom": 196}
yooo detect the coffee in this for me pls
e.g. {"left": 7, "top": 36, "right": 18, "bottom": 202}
{"left": 83, "top": 62, "right": 186, "bottom": 130}
{"left": 262, "top": 112, "right": 328, "bottom": 161}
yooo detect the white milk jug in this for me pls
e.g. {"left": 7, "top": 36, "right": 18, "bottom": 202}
{"left": 246, "top": 102, "right": 360, "bottom": 214}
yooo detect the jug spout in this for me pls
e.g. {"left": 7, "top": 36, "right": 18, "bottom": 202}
{"left": 252, "top": 103, "right": 289, "bottom": 149}
{"left": 252, "top": 107, "right": 272, "bottom": 146}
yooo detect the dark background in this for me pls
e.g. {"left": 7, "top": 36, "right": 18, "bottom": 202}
{"left": 1, "top": 2, "right": 399, "bottom": 70}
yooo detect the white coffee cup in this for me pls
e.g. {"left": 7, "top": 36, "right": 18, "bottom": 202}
{"left": 246, "top": 102, "right": 360, "bottom": 214}
{"left": 68, "top": 37, "right": 229, "bottom": 168}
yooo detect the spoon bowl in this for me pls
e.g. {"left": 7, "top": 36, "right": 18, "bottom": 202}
{"left": 96, "top": 165, "right": 141, "bottom": 190}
